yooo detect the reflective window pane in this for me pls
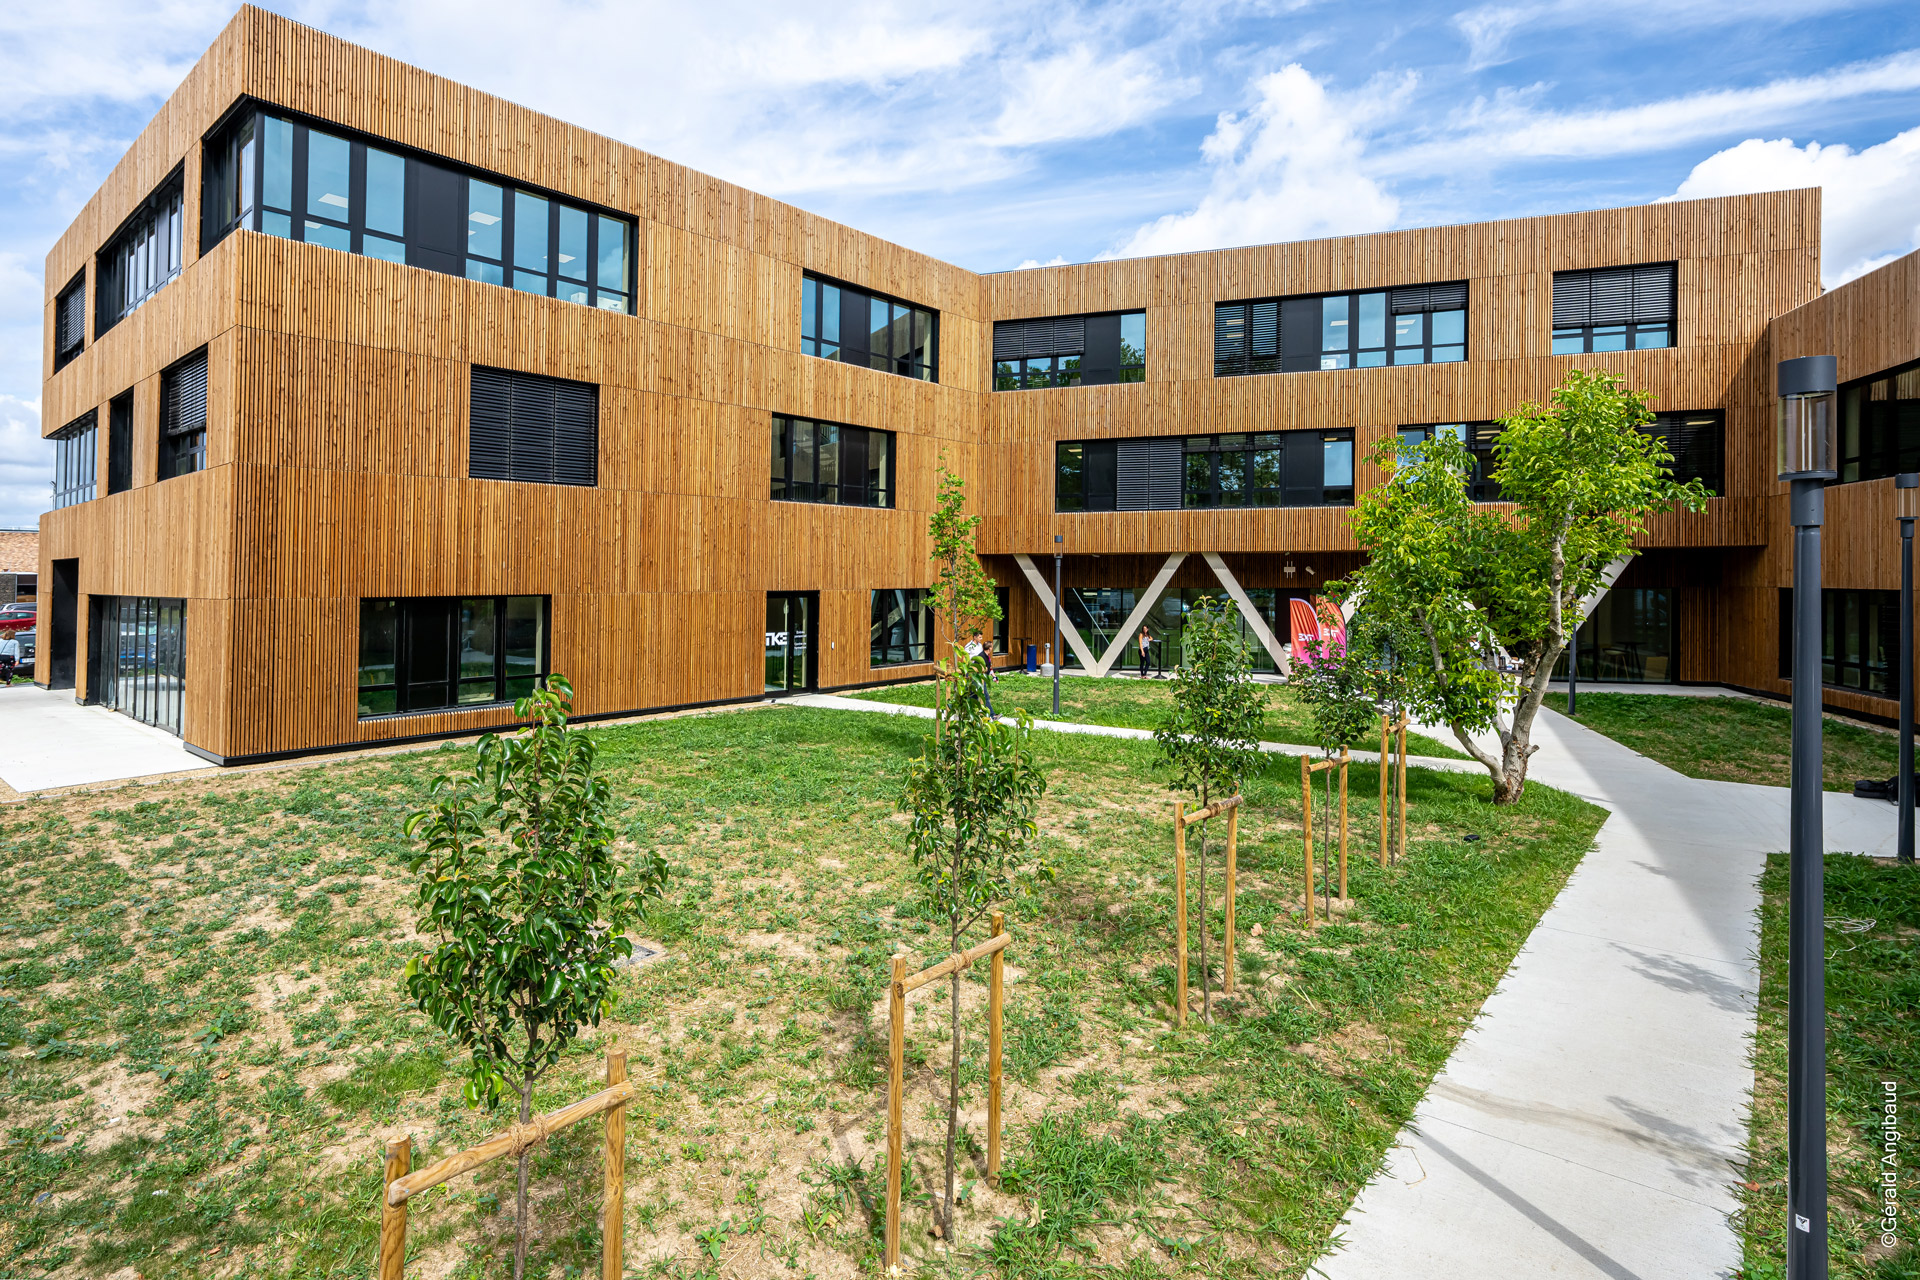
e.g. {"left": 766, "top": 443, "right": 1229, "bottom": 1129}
{"left": 1120, "top": 311, "right": 1146, "bottom": 366}
{"left": 304, "top": 220, "right": 351, "bottom": 251}
{"left": 821, "top": 284, "right": 840, "bottom": 342}
{"left": 1320, "top": 353, "right": 1350, "bottom": 370}
{"left": 1323, "top": 438, "right": 1354, "bottom": 487}
{"left": 1431, "top": 309, "right": 1465, "bottom": 345}
{"left": 514, "top": 270, "right": 550, "bottom": 296}
{"left": 514, "top": 191, "right": 549, "bottom": 273}
{"left": 261, "top": 210, "right": 292, "bottom": 240}
{"left": 558, "top": 205, "right": 588, "bottom": 281}
{"left": 459, "top": 598, "right": 498, "bottom": 681}
{"left": 1356, "top": 350, "right": 1386, "bottom": 368}
{"left": 1592, "top": 325, "right": 1628, "bottom": 352}
{"left": 363, "top": 234, "right": 406, "bottom": 264}
{"left": 1394, "top": 312, "right": 1426, "bottom": 347}
{"left": 1634, "top": 325, "right": 1670, "bottom": 349}
{"left": 466, "top": 259, "right": 504, "bottom": 286}
{"left": 359, "top": 600, "right": 397, "bottom": 687}
{"left": 1393, "top": 347, "right": 1425, "bottom": 365}
{"left": 307, "top": 130, "right": 351, "bottom": 220}
{"left": 1321, "top": 295, "right": 1349, "bottom": 352}
{"left": 596, "top": 291, "right": 628, "bottom": 314}
{"left": 365, "top": 147, "right": 406, "bottom": 236}
{"left": 1552, "top": 329, "right": 1584, "bottom": 354}
{"left": 1433, "top": 345, "right": 1465, "bottom": 363}
{"left": 262, "top": 116, "right": 294, "bottom": 210}
{"left": 468, "top": 181, "right": 503, "bottom": 259}
{"left": 597, "top": 215, "right": 628, "bottom": 291}
{"left": 504, "top": 597, "right": 544, "bottom": 699}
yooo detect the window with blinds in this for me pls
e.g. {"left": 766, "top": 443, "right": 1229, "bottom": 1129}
{"left": 993, "top": 311, "right": 1144, "bottom": 389}
{"left": 469, "top": 366, "right": 599, "bottom": 486}
{"left": 1641, "top": 411, "right": 1724, "bottom": 494}
{"left": 97, "top": 169, "right": 184, "bottom": 336}
{"left": 1216, "top": 281, "right": 1466, "bottom": 376}
{"left": 53, "top": 272, "right": 86, "bottom": 372}
{"left": 52, "top": 411, "right": 97, "bottom": 509}
{"left": 159, "top": 349, "right": 208, "bottom": 480}
{"left": 1552, "top": 262, "right": 1675, "bottom": 353}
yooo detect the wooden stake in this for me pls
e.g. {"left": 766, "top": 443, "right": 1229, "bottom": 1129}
{"left": 1173, "top": 801, "right": 1188, "bottom": 1026}
{"left": 886, "top": 955, "right": 905, "bottom": 1270}
{"left": 988, "top": 911, "right": 1004, "bottom": 1181}
{"left": 1223, "top": 802, "right": 1239, "bottom": 994}
{"left": 379, "top": 1136, "right": 410, "bottom": 1280}
{"left": 1338, "top": 750, "right": 1349, "bottom": 901}
{"left": 1396, "top": 722, "right": 1408, "bottom": 865}
{"left": 1300, "top": 755, "right": 1316, "bottom": 930}
{"left": 602, "top": 1049, "right": 626, "bottom": 1280}
{"left": 1379, "top": 715, "right": 1390, "bottom": 868}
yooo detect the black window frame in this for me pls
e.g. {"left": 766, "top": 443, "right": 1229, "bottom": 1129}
{"left": 51, "top": 411, "right": 98, "bottom": 509}
{"left": 159, "top": 348, "right": 209, "bottom": 481}
{"left": 870, "top": 588, "right": 933, "bottom": 667}
{"left": 96, "top": 167, "right": 185, "bottom": 337}
{"left": 469, "top": 366, "right": 600, "bottom": 487}
{"left": 1182, "top": 430, "right": 1355, "bottom": 509}
{"left": 1397, "top": 423, "right": 1500, "bottom": 500}
{"left": 800, "top": 272, "right": 938, "bottom": 383}
{"left": 107, "top": 390, "right": 135, "bottom": 495}
{"left": 1215, "top": 282, "right": 1466, "bottom": 378}
{"left": 201, "top": 99, "right": 637, "bottom": 315}
{"left": 771, "top": 415, "right": 895, "bottom": 508}
{"left": 357, "top": 595, "right": 550, "bottom": 718}
{"left": 993, "top": 310, "right": 1145, "bottom": 390}
{"left": 993, "top": 585, "right": 1010, "bottom": 655}
{"left": 1778, "top": 587, "right": 1900, "bottom": 697}
{"left": 1551, "top": 262, "right": 1676, "bottom": 354}
{"left": 1836, "top": 357, "right": 1920, "bottom": 486}
{"left": 53, "top": 270, "right": 86, "bottom": 372}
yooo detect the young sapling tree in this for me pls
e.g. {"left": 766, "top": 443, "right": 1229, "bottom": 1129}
{"left": 403, "top": 675, "right": 670, "bottom": 1280}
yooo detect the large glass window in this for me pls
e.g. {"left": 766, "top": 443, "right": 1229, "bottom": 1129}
{"left": 1055, "top": 440, "right": 1119, "bottom": 512}
{"left": 1778, "top": 588, "right": 1899, "bottom": 697}
{"left": 1555, "top": 588, "right": 1675, "bottom": 683}
{"left": 1552, "top": 263, "right": 1674, "bottom": 354}
{"left": 160, "top": 349, "right": 209, "bottom": 481}
{"left": 1215, "top": 282, "right": 1465, "bottom": 377}
{"left": 771, "top": 416, "right": 893, "bottom": 507}
{"left": 1838, "top": 358, "right": 1920, "bottom": 485}
{"left": 1398, "top": 423, "right": 1499, "bottom": 500}
{"left": 801, "top": 273, "right": 936, "bottom": 382}
{"left": 993, "top": 311, "right": 1145, "bottom": 389}
{"left": 871, "top": 589, "right": 932, "bottom": 666}
{"left": 92, "top": 597, "right": 187, "bottom": 736}
{"left": 97, "top": 170, "right": 184, "bottom": 335}
{"left": 357, "top": 596, "right": 548, "bottom": 717}
{"left": 51, "top": 411, "right": 97, "bottom": 509}
{"left": 202, "top": 106, "right": 634, "bottom": 313}
{"left": 1182, "top": 431, "right": 1353, "bottom": 508}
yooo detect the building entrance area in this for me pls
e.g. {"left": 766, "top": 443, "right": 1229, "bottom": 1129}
{"left": 89, "top": 596, "right": 187, "bottom": 735}
{"left": 764, "top": 592, "right": 817, "bottom": 694}
{"left": 1558, "top": 587, "right": 1674, "bottom": 683}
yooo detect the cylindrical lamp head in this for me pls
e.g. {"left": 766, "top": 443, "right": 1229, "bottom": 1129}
{"left": 1899, "top": 472, "right": 1920, "bottom": 521}
{"left": 1777, "top": 355, "right": 1839, "bottom": 481}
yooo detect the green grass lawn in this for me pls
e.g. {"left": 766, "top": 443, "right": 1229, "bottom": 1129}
{"left": 853, "top": 673, "right": 1466, "bottom": 759}
{"left": 1738, "top": 855, "right": 1920, "bottom": 1280}
{"left": 0, "top": 704, "right": 1598, "bottom": 1279}
{"left": 1544, "top": 692, "right": 1900, "bottom": 793}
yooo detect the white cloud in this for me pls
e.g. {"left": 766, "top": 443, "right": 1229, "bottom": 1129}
{"left": 1107, "top": 64, "right": 1404, "bottom": 259}
{"left": 0, "top": 393, "right": 50, "bottom": 531}
{"left": 1015, "top": 255, "right": 1071, "bottom": 270}
{"left": 1451, "top": 0, "right": 1869, "bottom": 71}
{"left": 1664, "top": 128, "right": 1920, "bottom": 286}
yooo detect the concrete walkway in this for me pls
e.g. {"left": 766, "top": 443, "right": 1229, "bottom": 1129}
{"left": 0, "top": 685, "right": 209, "bottom": 793}
{"left": 792, "top": 689, "right": 1896, "bottom": 1278}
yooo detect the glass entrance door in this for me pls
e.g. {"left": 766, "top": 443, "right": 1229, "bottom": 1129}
{"left": 764, "top": 592, "right": 817, "bottom": 694}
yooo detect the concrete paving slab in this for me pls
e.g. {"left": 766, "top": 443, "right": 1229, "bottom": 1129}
{"left": 0, "top": 685, "right": 210, "bottom": 793}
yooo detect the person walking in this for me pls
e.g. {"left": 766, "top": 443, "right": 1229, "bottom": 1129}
{"left": 1137, "top": 626, "right": 1152, "bottom": 679}
{"left": 964, "top": 629, "right": 995, "bottom": 715}
{"left": 0, "top": 628, "right": 18, "bottom": 684}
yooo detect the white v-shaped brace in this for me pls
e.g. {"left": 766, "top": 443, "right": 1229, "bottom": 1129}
{"left": 1013, "top": 554, "right": 1101, "bottom": 673}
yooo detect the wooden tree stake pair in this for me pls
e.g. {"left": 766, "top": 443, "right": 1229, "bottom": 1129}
{"left": 1172, "top": 795, "right": 1243, "bottom": 1027}
{"left": 1378, "top": 714, "right": 1409, "bottom": 867}
{"left": 886, "top": 917, "right": 1011, "bottom": 1271}
{"left": 1299, "top": 753, "right": 1348, "bottom": 929}
{"left": 379, "top": 1049, "right": 631, "bottom": 1280}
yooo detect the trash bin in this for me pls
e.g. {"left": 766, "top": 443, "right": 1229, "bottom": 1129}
{"left": 1025, "top": 643, "right": 1038, "bottom": 673}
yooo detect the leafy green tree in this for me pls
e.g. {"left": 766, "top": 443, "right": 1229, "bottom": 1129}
{"left": 901, "top": 466, "right": 1047, "bottom": 1239}
{"left": 1153, "top": 597, "right": 1265, "bottom": 1021}
{"left": 1343, "top": 369, "right": 1707, "bottom": 802}
{"left": 403, "top": 675, "right": 670, "bottom": 1279}
{"left": 928, "top": 460, "right": 1003, "bottom": 669}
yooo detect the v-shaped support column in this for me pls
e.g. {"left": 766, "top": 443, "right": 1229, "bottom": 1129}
{"left": 1013, "top": 554, "right": 1101, "bottom": 674}
{"left": 1091, "top": 553, "right": 1188, "bottom": 675}
{"left": 1202, "top": 552, "right": 1291, "bottom": 675}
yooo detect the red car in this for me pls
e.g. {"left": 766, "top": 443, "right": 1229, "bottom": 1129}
{"left": 0, "top": 604, "right": 32, "bottom": 633}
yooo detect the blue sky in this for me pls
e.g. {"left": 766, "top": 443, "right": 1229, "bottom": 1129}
{"left": 2, "top": 0, "right": 1918, "bottom": 527}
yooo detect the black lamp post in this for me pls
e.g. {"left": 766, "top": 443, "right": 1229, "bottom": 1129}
{"left": 1052, "top": 534, "right": 1063, "bottom": 718}
{"left": 1779, "top": 353, "right": 1836, "bottom": 1280}
{"left": 1568, "top": 615, "right": 1579, "bottom": 716}
{"left": 1899, "top": 473, "right": 1917, "bottom": 865}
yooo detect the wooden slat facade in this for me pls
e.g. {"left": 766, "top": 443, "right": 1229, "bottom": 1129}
{"left": 32, "top": 6, "right": 1915, "bottom": 759}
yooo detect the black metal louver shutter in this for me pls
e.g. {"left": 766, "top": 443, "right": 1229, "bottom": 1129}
{"left": 1391, "top": 285, "right": 1429, "bottom": 314}
{"left": 1588, "top": 268, "right": 1635, "bottom": 324}
{"left": 1145, "top": 437, "right": 1184, "bottom": 508}
{"left": 1633, "top": 263, "right": 1676, "bottom": 323}
{"left": 1551, "top": 271, "right": 1591, "bottom": 327}
{"left": 508, "top": 376, "right": 558, "bottom": 485}
{"left": 56, "top": 280, "right": 86, "bottom": 359}
{"left": 992, "top": 320, "right": 1024, "bottom": 362}
{"left": 1391, "top": 281, "right": 1466, "bottom": 314}
{"left": 552, "top": 380, "right": 599, "bottom": 486}
{"left": 1250, "top": 301, "right": 1280, "bottom": 368}
{"left": 163, "top": 351, "right": 208, "bottom": 436}
{"left": 1646, "top": 414, "right": 1722, "bottom": 493}
{"left": 470, "top": 367, "right": 514, "bottom": 481}
{"left": 1115, "top": 439, "right": 1153, "bottom": 510}
{"left": 1214, "top": 304, "right": 1247, "bottom": 375}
